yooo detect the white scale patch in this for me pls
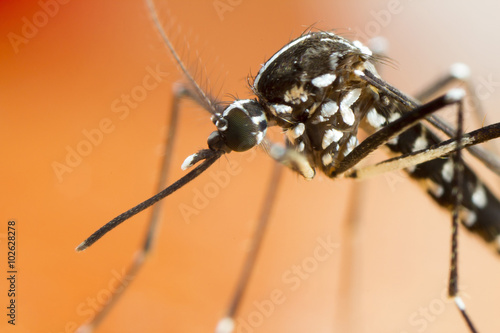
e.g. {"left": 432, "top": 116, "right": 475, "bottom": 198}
{"left": 343, "top": 136, "right": 359, "bottom": 156}
{"left": 329, "top": 53, "right": 339, "bottom": 70}
{"left": 298, "top": 141, "right": 305, "bottom": 152}
{"left": 251, "top": 114, "right": 266, "bottom": 125}
{"left": 286, "top": 123, "right": 305, "bottom": 142}
{"left": 320, "top": 100, "right": 338, "bottom": 118}
{"left": 366, "top": 108, "right": 386, "bottom": 129}
{"left": 181, "top": 153, "right": 197, "bottom": 170}
{"left": 322, "top": 128, "right": 343, "bottom": 149}
{"left": 353, "top": 40, "right": 373, "bottom": 56}
{"left": 412, "top": 133, "right": 428, "bottom": 152}
{"left": 340, "top": 89, "right": 361, "bottom": 126}
{"left": 459, "top": 207, "right": 477, "bottom": 227}
{"left": 311, "top": 73, "right": 337, "bottom": 88}
{"left": 272, "top": 104, "right": 292, "bottom": 115}
{"left": 387, "top": 113, "right": 401, "bottom": 145}
{"left": 322, "top": 153, "right": 333, "bottom": 166}
{"left": 442, "top": 159, "right": 454, "bottom": 183}
{"left": 472, "top": 183, "right": 488, "bottom": 208}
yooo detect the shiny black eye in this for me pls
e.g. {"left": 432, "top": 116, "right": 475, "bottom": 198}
{"left": 212, "top": 100, "right": 267, "bottom": 152}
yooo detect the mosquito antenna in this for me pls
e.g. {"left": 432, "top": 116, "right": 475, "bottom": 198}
{"left": 76, "top": 149, "right": 223, "bottom": 252}
{"left": 146, "top": 0, "right": 217, "bottom": 114}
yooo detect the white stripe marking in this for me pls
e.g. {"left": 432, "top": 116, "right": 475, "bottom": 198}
{"left": 442, "top": 159, "right": 454, "bottom": 183}
{"left": 472, "top": 183, "right": 487, "bottom": 208}
{"left": 322, "top": 128, "right": 343, "bottom": 149}
{"left": 366, "top": 108, "right": 386, "bottom": 129}
{"left": 312, "top": 73, "right": 336, "bottom": 88}
{"left": 320, "top": 100, "right": 339, "bottom": 118}
{"left": 340, "top": 89, "right": 361, "bottom": 126}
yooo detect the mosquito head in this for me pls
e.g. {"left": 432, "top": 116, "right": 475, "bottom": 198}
{"left": 208, "top": 99, "right": 267, "bottom": 152}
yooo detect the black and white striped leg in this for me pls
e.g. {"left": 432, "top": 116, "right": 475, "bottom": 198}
{"left": 416, "top": 63, "right": 500, "bottom": 176}
{"left": 360, "top": 68, "right": 500, "bottom": 176}
{"left": 342, "top": 90, "right": 479, "bottom": 332}
{"left": 448, "top": 93, "right": 478, "bottom": 333}
{"left": 215, "top": 163, "right": 284, "bottom": 333}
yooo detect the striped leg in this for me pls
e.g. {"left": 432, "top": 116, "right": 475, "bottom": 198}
{"left": 343, "top": 88, "right": 479, "bottom": 332}
{"left": 216, "top": 163, "right": 284, "bottom": 333}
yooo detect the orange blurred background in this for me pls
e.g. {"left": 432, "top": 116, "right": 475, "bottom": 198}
{"left": 1, "top": 0, "right": 500, "bottom": 333}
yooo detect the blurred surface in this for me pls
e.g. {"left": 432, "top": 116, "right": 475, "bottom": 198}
{"left": 1, "top": 0, "right": 500, "bottom": 332}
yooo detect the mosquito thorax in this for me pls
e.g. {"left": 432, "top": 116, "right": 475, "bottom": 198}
{"left": 208, "top": 99, "right": 267, "bottom": 152}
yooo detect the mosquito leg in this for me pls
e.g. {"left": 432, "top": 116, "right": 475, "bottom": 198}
{"left": 448, "top": 92, "right": 478, "bottom": 333}
{"left": 415, "top": 63, "right": 500, "bottom": 175}
{"left": 344, "top": 89, "right": 480, "bottom": 332}
{"left": 216, "top": 162, "right": 284, "bottom": 333}
{"left": 333, "top": 180, "right": 364, "bottom": 332}
{"left": 76, "top": 85, "right": 202, "bottom": 333}
{"left": 360, "top": 68, "right": 500, "bottom": 176}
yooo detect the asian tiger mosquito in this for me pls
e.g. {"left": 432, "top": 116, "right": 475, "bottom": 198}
{"left": 73, "top": 1, "right": 496, "bottom": 330}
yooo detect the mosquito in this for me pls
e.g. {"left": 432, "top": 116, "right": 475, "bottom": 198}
{"left": 75, "top": 1, "right": 500, "bottom": 332}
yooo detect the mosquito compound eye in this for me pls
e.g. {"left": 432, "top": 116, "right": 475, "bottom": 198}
{"left": 214, "top": 100, "right": 267, "bottom": 152}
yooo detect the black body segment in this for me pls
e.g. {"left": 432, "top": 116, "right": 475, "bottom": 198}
{"left": 252, "top": 31, "right": 500, "bottom": 248}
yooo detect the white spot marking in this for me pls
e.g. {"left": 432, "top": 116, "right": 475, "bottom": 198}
{"left": 181, "top": 153, "right": 197, "bottom": 170}
{"left": 340, "top": 88, "right": 361, "bottom": 126}
{"left": 450, "top": 63, "right": 470, "bottom": 80}
{"left": 366, "top": 108, "right": 386, "bottom": 129}
{"left": 215, "top": 317, "right": 235, "bottom": 333}
{"left": 460, "top": 207, "right": 477, "bottom": 227}
{"left": 311, "top": 73, "right": 337, "bottom": 88}
{"left": 286, "top": 123, "right": 305, "bottom": 142}
{"left": 298, "top": 141, "right": 305, "bottom": 152}
{"left": 353, "top": 40, "right": 373, "bottom": 56}
{"left": 388, "top": 113, "right": 401, "bottom": 123}
{"left": 442, "top": 159, "right": 454, "bottom": 183}
{"left": 294, "top": 123, "right": 305, "bottom": 137}
{"left": 445, "top": 88, "right": 465, "bottom": 103}
{"left": 354, "top": 70, "right": 366, "bottom": 80}
{"left": 472, "top": 183, "right": 488, "bottom": 208}
{"left": 255, "top": 132, "right": 265, "bottom": 144}
{"left": 412, "top": 133, "right": 428, "bottom": 152}
{"left": 322, "top": 153, "right": 333, "bottom": 166}
{"left": 329, "top": 53, "right": 339, "bottom": 69}
{"left": 272, "top": 104, "right": 292, "bottom": 114}
{"left": 320, "top": 100, "right": 338, "bottom": 118}
{"left": 454, "top": 297, "right": 466, "bottom": 311}
{"left": 343, "top": 136, "right": 359, "bottom": 156}
{"left": 386, "top": 113, "right": 401, "bottom": 145}
{"left": 222, "top": 99, "right": 253, "bottom": 117}
{"left": 322, "top": 128, "right": 343, "bottom": 149}
{"left": 251, "top": 114, "right": 266, "bottom": 125}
